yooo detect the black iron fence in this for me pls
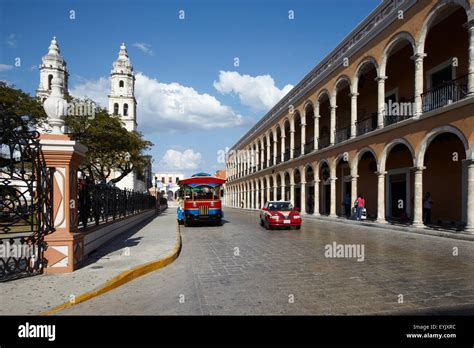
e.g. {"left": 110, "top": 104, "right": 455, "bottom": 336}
{"left": 318, "top": 135, "right": 330, "bottom": 150}
{"left": 357, "top": 113, "right": 377, "bottom": 136}
{"left": 335, "top": 127, "right": 350, "bottom": 144}
{"left": 422, "top": 76, "right": 468, "bottom": 113}
{"left": 78, "top": 180, "right": 156, "bottom": 230}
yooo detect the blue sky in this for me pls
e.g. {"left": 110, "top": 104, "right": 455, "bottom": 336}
{"left": 0, "top": 0, "right": 380, "bottom": 176}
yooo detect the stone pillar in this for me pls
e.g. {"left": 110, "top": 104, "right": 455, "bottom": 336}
{"left": 313, "top": 179, "right": 320, "bottom": 216}
{"left": 329, "top": 177, "right": 336, "bottom": 217}
{"left": 260, "top": 146, "right": 265, "bottom": 169}
{"left": 412, "top": 167, "right": 424, "bottom": 228}
{"left": 376, "top": 76, "right": 387, "bottom": 128}
{"left": 266, "top": 182, "right": 271, "bottom": 204}
{"left": 465, "top": 20, "right": 474, "bottom": 96}
{"left": 249, "top": 184, "right": 254, "bottom": 210}
{"left": 40, "top": 134, "right": 87, "bottom": 273}
{"left": 351, "top": 175, "right": 358, "bottom": 213}
{"left": 260, "top": 181, "right": 265, "bottom": 208}
{"left": 273, "top": 139, "right": 278, "bottom": 165}
{"left": 330, "top": 105, "right": 336, "bottom": 145}
{"left": 350, "top": 92, "right": 358, "bottom": 138}
{"left": 290, "top": 129, "right": 295, "bottom": 159}
{"left": 376, "top": 172, "right": 387, "bottom": 223}
{"left": 281, "top": 179, "right": 285, "bottom": 202}
{"left": 465, "top": 161, "right": 474, "bottom": 233}
{"left": 273, "top": 185, "right": 278, "bottom": 202}
{"left": 300, "top": 180, "right": 306, "bottom": 214}
{"left": 290, "top": 183, "right": 295, "bottom": 207}
{"left": 281, "top": 134, "right": 286, "bottom": 162}
{"left": 314, "top": 104, "right": 320, "bottom": 150}
{"left": 255, "top": 145, "right": 260, "bottom": 171}
{"left": 266, "top": 143, "right": 271, "bottom": 168}
{"left": 301, "top": 123, "right": 306, "bottom": 155}
{"left": 412, "top": 53, "right": 426, "bottom": 118}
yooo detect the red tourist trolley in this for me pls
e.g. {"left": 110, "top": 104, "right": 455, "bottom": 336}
{"left": 177, "top": 172, "right": 226, "bottom": 226}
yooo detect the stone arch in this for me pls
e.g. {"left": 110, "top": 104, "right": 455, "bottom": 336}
{"left": 417, "top": 0, "right": 471, "bottom": 54}
{"left": 352, "top": 56, "right": 380, "bottom": 93}
{"left": 352, "top": 146, "right": 379, "bottom": 176}
{"left": 379, "top": 31, "right": 417, "bottom": 77}
{"left": 332, "top": 75, "right": 353, "bottom": 101}
{"left": 415, "top": 125, "right": 469, "bottom": 168}
{"left": 379, "top": 138, "right": 416, "bottom": 173}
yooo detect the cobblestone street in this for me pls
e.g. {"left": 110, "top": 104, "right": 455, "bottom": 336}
{"left": 58, "top": 208, "right": 474, "bottom": 315}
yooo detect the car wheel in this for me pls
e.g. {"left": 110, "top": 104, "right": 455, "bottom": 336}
{"left": 260, "top": 218, "right": 264, "bottom": 226}
{"left": 264, "top": 219, "right": 271, "bottom": 230}
{"left": 296, "top": 225, "right": 301, "bottom": 230}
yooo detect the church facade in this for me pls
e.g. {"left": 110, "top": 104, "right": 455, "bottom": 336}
{"left": 36, "top": 38, "right": 148, "bottom": 192}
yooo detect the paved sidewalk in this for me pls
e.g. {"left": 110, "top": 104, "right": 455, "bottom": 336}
{"left": 1, "top": 209, "right": 179, "bottom": 315}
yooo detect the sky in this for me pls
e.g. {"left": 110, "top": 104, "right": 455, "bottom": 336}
{"left": 0, "top": 0, "right": 380, "bottom": 176}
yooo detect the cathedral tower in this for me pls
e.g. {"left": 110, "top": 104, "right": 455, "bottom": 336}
{"left": 108, "top": 43, "right": 137, "bottom": 132}
{"left": 36, "top": 37, "right": 69, "bottom": 102}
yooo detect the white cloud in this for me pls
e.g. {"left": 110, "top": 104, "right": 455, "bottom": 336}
{"left": 213, "top": 70, "right": 293, "bottom": 112}
{"left": 161, "top": 149, "right": 202, "bottom": 170}
{"left": 69, "top": 76, "right": 109, "bottom": 107}
{"left": 6, "top": 34, "right": 19, "bottom": 48}
{"left": 69, "top": 73, "right": 245, "bottom": 134}
{"left": 133, "top": 42, "right": 153, "bottom": 56}
{"left": 0, "top": 64, "right": 13, "bottom": 72}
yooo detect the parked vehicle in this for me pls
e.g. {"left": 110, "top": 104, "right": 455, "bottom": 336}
{"left": 259, "top": 201, "right": 302, "bottom": 230}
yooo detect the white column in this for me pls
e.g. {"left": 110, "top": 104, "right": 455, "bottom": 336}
{"left": 376, "top": 76, "right": 387, "bottom": 128}
{"left": 300, "top": 180, "right": 306, "bottom": 214}
{"left": 351, "top": 175, "right": 358, "bottom": 213}
{"left": 412, "top": 167, "right": 424, "bottom": 227}
{"left": 466, "top": 20, "right": 474, "bottom": 96}
{"left": 273, "top": 140, "right": 278, "bottom": 165}
{"left": 314, "top": 103, "right": 320, "bottom": 150}
{"left": 465, "top": 161, "right": 474, "bottom": 233}
{"left": 281, "top": 135, "right": 286, "bottom": 162}
{"left": 266, "top": 182, "right": 271, "bottom": 204}
{"left": 329, "top": 105, "right": 336, "bottom": 145}
{"left": 266, "top": 143, "right": 271, "bottom": 168}
{"left": 412, "top": 53, "right": 426, "bottom": 119}
{"left": 376, "top": 172, "right": 386, "bottom": 223}
{"left": 260, "top": 146, "right": 265, "bottom": 169}
{"left": 281, "top": 179, "right": 285, "bottom": 201}
{"left": 290, "top": 183, "right": 295, "bottom": 207}
{"left": 255, "top": 145, "right": 259, "bottom": 171}
{"left": 273, "top": 185, "right": 277, "bottom": 201}
{"left": 290, "top": 129, "right": 295, "bottom": 159}
{"left": 249, "top": 183, "right": 253, "bottom": 210}
{"left": 260, "top": 181, "right": 265, "bottom": 207}
{"left": 350, "top": 92, "right": 358, "bottom": 138}
{"left": 329, "top": 177, "right": 336, "bottom": 217}
{"left": 313, "top": 179, "right": 320, "bottom": 216}
{"left": 301, "top": 123, "right": 306, "bottom": 155}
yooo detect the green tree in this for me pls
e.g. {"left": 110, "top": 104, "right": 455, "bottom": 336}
{"left": 0, "top": 81, "right": 46, "bottom": 124}
{"left": 64, "top": 100, "right": 153, "bottom": 184}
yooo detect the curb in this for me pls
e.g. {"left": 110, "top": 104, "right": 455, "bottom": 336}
{"left": 41, "top": 221, "right": 182, "bottom": 315}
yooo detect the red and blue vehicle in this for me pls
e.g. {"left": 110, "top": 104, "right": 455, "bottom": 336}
{"left": 177, "top": 172, "right": 225, "bottom": 226}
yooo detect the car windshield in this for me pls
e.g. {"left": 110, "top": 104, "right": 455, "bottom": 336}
{"left": 267, "top": 202, "right": 293, "bottom": 211}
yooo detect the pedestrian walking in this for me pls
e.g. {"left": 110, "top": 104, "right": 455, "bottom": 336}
{"left": 423, "top": 192, "right": 433, "bottom": 225}
{"left": 356, "top": 194, "right": 365, "bottom": 221}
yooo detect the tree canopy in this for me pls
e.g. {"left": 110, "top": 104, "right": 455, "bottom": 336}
{"left": 0, "top": 82, "right": 153, "bottom": 185}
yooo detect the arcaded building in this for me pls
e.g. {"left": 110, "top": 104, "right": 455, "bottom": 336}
{"left": 225, "top": 0, "right": 474, "bottom": 233}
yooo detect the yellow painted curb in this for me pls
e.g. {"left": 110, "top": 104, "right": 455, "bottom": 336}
{"left": 41, "top": 221, "right": 182, "bottom": 315}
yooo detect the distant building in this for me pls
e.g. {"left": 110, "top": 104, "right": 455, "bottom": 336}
{"left": 154, "top": 173, "right": 185, "bottom": 201}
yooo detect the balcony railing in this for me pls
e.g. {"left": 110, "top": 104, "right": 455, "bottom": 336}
{"left": 284, "top": 151, "right": 290, "bottom": 162}
{"left": 422, "top": 76, "right": 468, "bottom": 113}
{"left": 275, "top": 157, "right": 281, "bottom": 165}
{"left": 318, "top": 135, "right": 330, "bottom": 150}
{"left": 335, "top": 127, "right": 350, "bottom": 144}
{"left": 304, "top": 139, "right": 314, "bottom": 154}
{"left": 357, "top": 113, "right": 377, "bottom": 136}
{"left": 294, "top": 146, "right": 301, "bottom": 158}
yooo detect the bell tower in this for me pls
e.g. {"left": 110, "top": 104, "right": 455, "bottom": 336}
{"left": 108, "top": 43, "right": 137, "bottom": 132}
{"left": 36, "top": 37, "right": 69, "bottom": 102}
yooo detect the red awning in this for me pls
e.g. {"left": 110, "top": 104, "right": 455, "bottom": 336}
{"left": 179, "top": 176, "right": 226, "bottom": 186}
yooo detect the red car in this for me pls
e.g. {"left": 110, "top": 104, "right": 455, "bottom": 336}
{"left": 259, "top": 201, "right": 302, "bottom": 230}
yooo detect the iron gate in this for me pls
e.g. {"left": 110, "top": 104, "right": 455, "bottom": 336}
{"left": 0, "top": 114, "right": 54, "bottom": 281}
